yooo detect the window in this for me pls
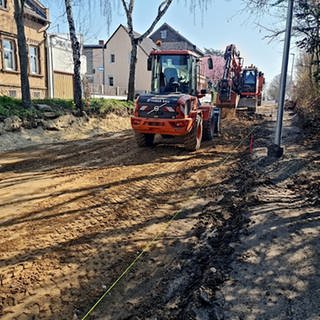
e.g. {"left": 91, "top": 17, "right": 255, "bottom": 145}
{"left": 160, "top": 30, "right": 167, "bottom": 39}
{"left": 243, "top": 70, "right": 256, "bottom": 85}
{"left": 8, "top": 90, "right": 17, "bottom": 97}
{"left": 0, "top": 0, "right": 7, "bottom": 8}
{"left": 3, "top": 39, "right": 16, "bottom": 71}
{"left": 110, "top": 54, "right": 115, "bottom": 63}
{"left": 151, "top": 54, "right": 193, "bottom": 95}
{"left": 29, "top": 45, "right": 40, "bottom": 74}
{"left": 109, "top": 76, "right": 114, "bottom": 86}
{"left": 33, "top": 91, "right": 41, "bottom": 98}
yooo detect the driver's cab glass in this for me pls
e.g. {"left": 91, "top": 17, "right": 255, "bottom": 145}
{"left": 243, "top": 70, "right": 257, "bottom": 85}
{"left": 151, "top": 55, "right": 192, "bottom": 94}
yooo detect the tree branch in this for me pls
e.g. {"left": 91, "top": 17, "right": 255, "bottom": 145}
{"left": 121, "top": 0, "right": 135, "bottom": 38}
{"left": 120, "top": 0, "right": 129, "bottom": 15}
{"left": 137, "top": 0, "right": 173, "bottom": 42}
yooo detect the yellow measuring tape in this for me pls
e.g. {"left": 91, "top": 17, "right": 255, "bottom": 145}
{"left": 81, "top": 126, "right": 256, "bottom": 320}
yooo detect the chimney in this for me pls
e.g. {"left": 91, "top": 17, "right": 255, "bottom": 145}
{"left": 98, "top": 40, "right": 104, "bottom": 46}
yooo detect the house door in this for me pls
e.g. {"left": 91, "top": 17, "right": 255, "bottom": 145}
{"left": 54, "top": 72, "right": 74, "bottom": 99}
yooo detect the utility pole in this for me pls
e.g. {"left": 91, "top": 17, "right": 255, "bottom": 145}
{"left": 268, "top": 0, "right": 294, "bottom": 158}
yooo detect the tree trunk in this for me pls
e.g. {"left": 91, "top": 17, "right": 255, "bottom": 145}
{"left": 13, "top": 0, "right": 31, "bottom": 108}
{"left": 128, "top": 39, "right": 138, "bottom": 101}
{"left": 65, "top": 0, "right": 83, "bottom": 112}
{"left": 120, "top": 0, "right": 173, "bottom": 101}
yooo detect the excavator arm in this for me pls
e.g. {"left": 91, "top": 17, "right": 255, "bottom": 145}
{"left": 216, "top": 44, "right": 243, "bottom": 107}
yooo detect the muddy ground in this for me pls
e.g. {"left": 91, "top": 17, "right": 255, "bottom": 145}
{"left": 222, "top": 112, "right": 320, "bottom": 320}
{"left": 0, "top": 106, "right": 319, "bottom": 319}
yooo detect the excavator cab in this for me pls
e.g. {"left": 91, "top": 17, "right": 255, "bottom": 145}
{"left": 238, "top": 66, "right": 265, "bottom": 111}
{"left": 241, "top": 68, "right": 258, "bottom": 93}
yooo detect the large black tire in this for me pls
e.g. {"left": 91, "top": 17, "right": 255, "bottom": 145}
{"left": 247, "top": 106, "right": 256, "bottom": 113}
{"left": 184, "top": 115, "right": 202, "bottom": 151}
{"left": 257, "top": 96, "right": 262, "bottom": 106}
{"left": 203, "top": 116, "right": 214, "bottom": 141}
{"left": 203, "top": 107, "right": 221, "bottom": 140}
{"left": 135, "top": 133, "right": 154, "bottom": 147}
{"left": 248, "top": 99, "right": 258, "bottom": 113}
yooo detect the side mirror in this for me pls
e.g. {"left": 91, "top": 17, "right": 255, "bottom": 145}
{"left": 207, "top": 57, "right": 213, "bottom": 70}
{"left": 147, "top": 57, "right": 152, "bottom": 71}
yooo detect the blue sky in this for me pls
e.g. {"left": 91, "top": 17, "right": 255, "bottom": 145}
{"left": 42, "top": 0, "right": 295, "bottom": 84}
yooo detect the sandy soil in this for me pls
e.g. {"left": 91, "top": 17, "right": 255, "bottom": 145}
{"left": 0, "top": 113, "right": 131, "bottom": 153}
{"left": 0, "top": 113, "right": 254, "bottom": 319}
{"left": 0, "top": 108, "right": 318, "bottom": 320}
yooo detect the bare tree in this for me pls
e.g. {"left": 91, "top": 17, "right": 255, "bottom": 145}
{"left": 120, "top": 0, "right": 173, "bottom": 101}
{"left": 13, "top": 0, "right": 31, "bottom": 108}
{"left": 65, "top": 0, "right": 83, "bottom": 112}
{"left": 295, "top": 0, "right": 320, "bottom": 87}
{"left": 245, "top": 0, "right": 319, "bottom": 84}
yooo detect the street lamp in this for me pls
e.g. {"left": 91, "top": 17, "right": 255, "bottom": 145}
{"left": 290, "top": 52, "right": 295, "bottom": 82}
{"left": 268, "top": 0, "right": 294, "bottom": 158}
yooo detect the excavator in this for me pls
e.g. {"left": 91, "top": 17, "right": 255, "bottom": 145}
{"left": 238, "top": 65, "right": 265, "bottom": 111}
{"left": 131, "top": 50, "right": 221, "bottom": 151}
{"left": 216, "top": 44, "right": 265, "bottom": 114}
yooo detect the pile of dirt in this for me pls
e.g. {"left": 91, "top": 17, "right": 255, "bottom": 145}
{"left": 0, "top": 113, "right": 131, "bottom": 153}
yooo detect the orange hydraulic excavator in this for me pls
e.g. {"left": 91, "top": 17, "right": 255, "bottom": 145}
{"left": 216, "top": 44, "right": 265, "bottom": 113}
{"left": 238, "top": 64, "right": 265, "bottom": 112}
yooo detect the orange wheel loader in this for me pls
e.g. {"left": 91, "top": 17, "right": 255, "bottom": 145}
{"left": 131, "top": 50, "right": 221, "bottom": 151}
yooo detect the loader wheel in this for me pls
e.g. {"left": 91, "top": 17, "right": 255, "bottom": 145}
{"left": 203, "top": 107, "right": 221, "bottom": 141}
{"left": 184, "top": 115, "right": 202, "bottom": 151}
{"left": 135, "top": 133, "right": 154, "bottom": 147}
{"left": 247, "top": 106, "right": 256, "bottom": 113}
{"left": 248, "top": 99, "right": 258, "bottom": 113}
{"left": 203, "top": 115, "right": 214, "bottom": 141}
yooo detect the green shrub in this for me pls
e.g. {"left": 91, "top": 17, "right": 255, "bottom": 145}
{"left": 87, "top": 98, "right": 133, "bottom": 115}
{"left": 0, "top": 96, "right": 39, "bottom": 118}
{"left": 0, "top": 96, "right": 133, "bottom": 119}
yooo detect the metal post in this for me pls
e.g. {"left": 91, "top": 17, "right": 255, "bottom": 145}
{"left": 268, "top": 0, "right": 294, "bottom": 158}
{"left": 290, "top": 53, "right": 295, "bottom": 82}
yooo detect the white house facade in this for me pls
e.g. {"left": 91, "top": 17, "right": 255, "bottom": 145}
{"left": 46, "top": 33, "right": 87, "bottom": 99}
{"left": 103, "top": 25, "right": 157, "bottom": 96}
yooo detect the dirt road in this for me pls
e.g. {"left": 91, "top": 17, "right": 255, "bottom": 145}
{"left": 0, "top": 115, "right": 253, "bottom": 319}
{"left": 1, "top": 108, "right": 318, "bottom": 320}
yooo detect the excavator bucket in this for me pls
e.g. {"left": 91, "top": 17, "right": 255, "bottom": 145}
{"left": 237, "top": 97, "right": 257, "bottom": 113}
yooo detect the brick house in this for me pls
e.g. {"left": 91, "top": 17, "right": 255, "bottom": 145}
{"left": 0, "top": 0, "right": 49, "bottom": 99}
